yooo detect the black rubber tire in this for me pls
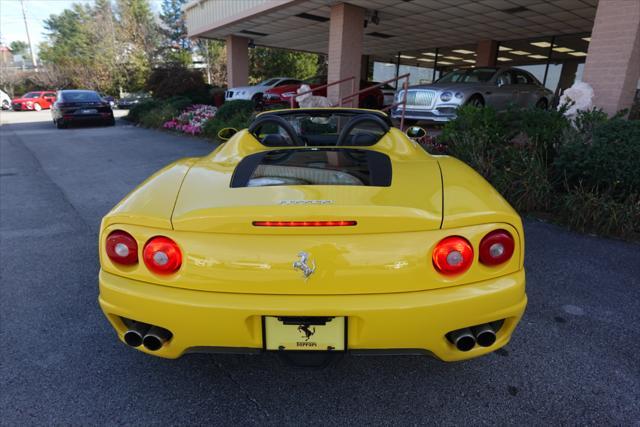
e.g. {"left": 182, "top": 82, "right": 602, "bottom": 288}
{"left": 252, "top": 93, "right": 264, "bottom": 111}
{"left": 535, "top": 98, "right": 548, "bottom": 110}
{"left": 56, "top": 120, "right": 67, "bottom": 129}
{"left": 106, "top": 118, "right": 115, "bottom": 126}
{"left": 467, "top": 95, "right": 484, "bottom": 107}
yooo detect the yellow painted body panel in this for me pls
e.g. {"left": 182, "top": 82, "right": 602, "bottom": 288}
{"left": 98, "top": 108, "right": 527, "bottom": 360}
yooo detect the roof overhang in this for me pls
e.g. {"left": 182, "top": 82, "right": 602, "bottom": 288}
{"left": 185, "top": 0, "right": 597, "bottom": 56}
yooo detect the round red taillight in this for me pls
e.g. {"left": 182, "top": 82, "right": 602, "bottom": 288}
{"left": 479, "top": 229, "right": 515, "bottom": 266}
{"left": 105, "top": 230, "right": 138, "bottom": 265}
{"left": 432, "top": 236, "right": 474, "bottom": 275}
{"left": 143, "top": 236, "right": 182, "bottom": 274}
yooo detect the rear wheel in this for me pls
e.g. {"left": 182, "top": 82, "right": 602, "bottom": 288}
{"left": 466, "top": 95, "right": 484, "bottom": 108}
{"left": 106, "top": 118, "right": 115, "bottom": 126}
{"left": 535, "top": 98, "right": 548, "bottom": 109}
{"left": 34, "top": 103, "right": 42, "bottom": 111}
{"left": 252, "top": 93, "right": 264, "bottom": 111}
{"left": 56, "top": 119, "right": 67, "bottom": 129}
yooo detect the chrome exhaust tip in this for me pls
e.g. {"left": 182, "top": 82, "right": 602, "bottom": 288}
{"left": 472, "top": 324, "right": 496, "bottom": 347}
{"left": 142, "top": 326, "right": 173, "bottom": 351}
{"left": 447, "top": 327, "right": 476, "bottom": 352}
{"left": 123, "top": 321, "right": 150, "bottom": 347}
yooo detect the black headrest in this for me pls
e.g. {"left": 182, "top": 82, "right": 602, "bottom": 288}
{"left": 261, "top": 134, "right": 289, "bottom": 147}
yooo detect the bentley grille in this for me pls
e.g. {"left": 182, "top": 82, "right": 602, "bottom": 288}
{"left": 405, "top": 90, "right": 436, "bottom": 109}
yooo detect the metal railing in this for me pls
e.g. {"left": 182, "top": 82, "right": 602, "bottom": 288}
{"left": 290, "top": 73, "right": 411, "bottom": 129}
{"left": 289, "top": 76, "right": 356, "bottom": 109}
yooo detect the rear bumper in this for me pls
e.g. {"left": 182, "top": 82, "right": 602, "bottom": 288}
{"left": 99, "top": 269, "right": 527, "bottom": 361}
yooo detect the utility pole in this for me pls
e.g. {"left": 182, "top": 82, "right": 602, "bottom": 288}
{"left": 20, "top": 0, "right": 38, "bottom": 71}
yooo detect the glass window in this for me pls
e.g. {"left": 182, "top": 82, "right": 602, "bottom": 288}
{"left": 437, "top": 68, "right": 498, "bottom": 83}
{"left": 22, "top": 92, "right": 42, "bottom": 98}
{"left": 61, "top": 91, "right": 102, "bottom": 102}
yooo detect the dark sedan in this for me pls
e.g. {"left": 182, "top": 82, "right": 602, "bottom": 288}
{"left": 51, "top": 90, "right": 115, "bottom": 129}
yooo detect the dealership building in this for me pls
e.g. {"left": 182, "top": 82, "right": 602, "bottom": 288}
{"left": 185, "top": 0, "right": 640, "bottom": 115}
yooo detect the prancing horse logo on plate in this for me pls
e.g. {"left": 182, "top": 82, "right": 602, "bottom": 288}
{"left": 298, "top": 324, "right": 316, "bottom": 341}
{"left": 293, "top": 251, "right": 316, "bottom": 279}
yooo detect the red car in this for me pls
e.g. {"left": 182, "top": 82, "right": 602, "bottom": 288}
{"left": 11, "top": 91, "right": 57, "bottom": 111}
{"left": 263, "top": 76, "right": 384, "bottom": 109}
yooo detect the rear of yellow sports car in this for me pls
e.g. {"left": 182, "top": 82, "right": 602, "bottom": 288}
{"left": 98, "top": 114, "right": 526, "bottom": 362}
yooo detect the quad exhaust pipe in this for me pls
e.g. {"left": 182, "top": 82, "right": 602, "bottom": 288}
{"left": 447, "top": 322, "right": 498, "bottom": 351}
{"left": 123, "top": 319, "right": 172, "bottom": 351}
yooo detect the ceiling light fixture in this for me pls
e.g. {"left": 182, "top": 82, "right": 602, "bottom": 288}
{"left": 423, "top": 52, "right": 437, "bottom": 56}
{"left": 510, "top": 50, "right": 530, "bottom": 55}
{"left": 498, "top": 46, "right": 512, "bottom": 51}
{"left": 452, "top": 49, "right": 475, "bottom": 54}
{"left": 528, "top": 54, "right": 547, "bottom": 59}
{"left": 552, "top": 46, "right": 574, "bottom": 52}
{"left": 437, "top": 60, "right": 453, "bottom": 65}
{"left": 497, "top": 57, "right": 512, "bottom": 62}
{"left": 582, "top": 37, "right": 591, "bottom": 42}
{"left": 462, "top": 59, "right": 476, "bottom": 63}
{"left": 569, "top": 52, "right": 587, "bottom": 56}
{"left": 399, "top": 54, "right": 416, "bottom": 59}
{"left": 443, "top": 55, "right": 462, "bottom": 60}
{"left": 417, "top": 58, "right": 433, "bottom": 62}
{"left": 530, "top": 41, "right": 551, "bottom": 48}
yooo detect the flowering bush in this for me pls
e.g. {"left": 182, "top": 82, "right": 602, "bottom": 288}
{"left": 163, "top": 104, "right": 217, "bottom": 135}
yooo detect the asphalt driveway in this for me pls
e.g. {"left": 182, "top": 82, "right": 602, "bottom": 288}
{"left": 1, "top": 110, "right": 639, "bottom": 425}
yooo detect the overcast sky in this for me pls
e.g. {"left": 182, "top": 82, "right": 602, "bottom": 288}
{"left": 0, "top": 0, "right": 161, "bottom": 52}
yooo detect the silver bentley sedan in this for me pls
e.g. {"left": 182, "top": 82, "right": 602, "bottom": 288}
{"left": 391, "top": 67, "right": 554, "bottom": 123}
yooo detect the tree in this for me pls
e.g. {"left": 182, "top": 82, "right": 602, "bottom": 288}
{"left": 9, "top": 41, "right": 29, "bottom": 56}
{"left": 115, "top": 0, "right": 159, "bottom": 91}
{"left": 249, "top": 47, "right": 319, "bottom": 83}
{"left": 158, "top": 0, "right": 191, "bottom": 65}
{"left": 197, "top": 39, "right": 226, "bottom": 87}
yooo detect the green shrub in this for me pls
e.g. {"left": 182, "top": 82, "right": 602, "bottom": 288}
{"left": 202, "top": 100, "right": 255, "bottom": 141}
{"left": 556, "top": 185, "right": 640, "bottom": 239}
{"left": 145, "top": 65, "right": 210, "bottom": 101}
{"left": 124, "top": 100, "right": 157, "bottom": 123}
{"left": 554, "top": 113, "right": 640, "bottom": 200}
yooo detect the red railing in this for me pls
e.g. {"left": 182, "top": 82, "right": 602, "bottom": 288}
{"left": 290, "top": 73, "right": 411, "bottom": 129}
{"left": 290, "top": 76, "right": 356, "bottom": 109}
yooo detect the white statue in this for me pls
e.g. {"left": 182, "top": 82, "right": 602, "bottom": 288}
{"left": 558, "top": 81, "right": 595, "bottom": 119}
{"left": 295, "top": 84, "right": 332, "bottom": 108}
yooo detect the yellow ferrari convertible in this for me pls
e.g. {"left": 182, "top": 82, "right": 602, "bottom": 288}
{"left": 99, "top": 108, "right": 526, "bottom": 362}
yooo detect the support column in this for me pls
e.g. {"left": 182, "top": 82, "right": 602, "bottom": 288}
{"left": 327, "top": 3, "right": 365, "bottom": 105}
{"left": 475, "top": 40, "right": 498, "bottom": 67}
{"left": 226, "top": 35, "right": 249, "bottom": 88}
{"left": 582, "top": 0, "right": 640, "bottom": 116}
{"left": 360, "top": 55, "right": 370, "bottom": 81}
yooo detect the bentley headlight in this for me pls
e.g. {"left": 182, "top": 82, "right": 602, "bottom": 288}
{"left": 455, "top": 92, "right": 464, "bottom": 99}
{"left": 440, "top": 92, "right": 452, "bottom": 102}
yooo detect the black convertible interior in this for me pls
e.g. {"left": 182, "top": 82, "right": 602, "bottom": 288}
{"left": 248, "top": 109, "right": 392, "bottom": 148}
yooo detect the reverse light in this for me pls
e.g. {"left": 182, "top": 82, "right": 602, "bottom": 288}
{"left": 143, "top": 236, "right": 182, "bottom": 274}
{"left": 479, "top": 230, "right": 515, "bottom": 265}
{"left": 253, "top": 220, "right": 357, "bottom": 227}
{"left": 432, "top": 236, "right": 473, "bottom": 275}
{"left": 105, "top": 230, "right": 138, "bottom": 265}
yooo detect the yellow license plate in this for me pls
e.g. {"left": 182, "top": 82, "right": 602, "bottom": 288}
{"left": 264, "top": 317, "right": 346, "bottom": 351}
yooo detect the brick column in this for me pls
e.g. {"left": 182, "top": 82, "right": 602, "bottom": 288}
{"left": 226, "top": 35, "right": 249, "bottom": 88}
{"left": 582, "top": 0, "right": 640, "bottom": 116}
{"left": 327, "top": 3, "right": 365, "bottom": 105}
{"left": 475, "top": 40, "right": 498, "bottom": 67}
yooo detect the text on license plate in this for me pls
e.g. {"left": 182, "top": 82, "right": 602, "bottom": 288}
{"left": 80, "top": 109, "right": 97, "bottom": 114}
{"left": 264, "top": 316, "right": 345, "bottom": 351}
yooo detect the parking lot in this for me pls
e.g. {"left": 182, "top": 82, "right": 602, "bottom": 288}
{"left": 1, "top": 110, "right": 639, "bottom": 424}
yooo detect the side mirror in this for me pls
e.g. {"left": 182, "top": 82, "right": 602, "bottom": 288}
{"left": 217, "top": 127, "right": 238, "bottom": 141}
{"left": 405, "top": 126, "right": 427, "bottom": 139}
